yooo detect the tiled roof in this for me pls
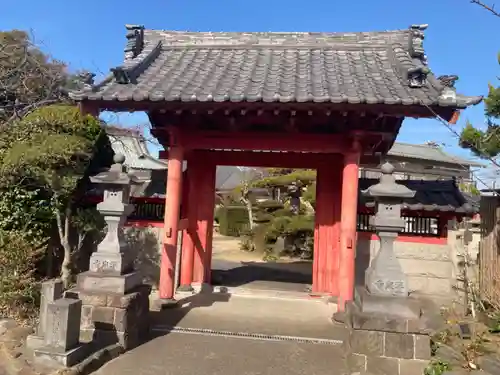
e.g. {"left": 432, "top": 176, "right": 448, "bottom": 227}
{"left": 359, "top": 178, "right": 475, "bottom": 213}
{"left": 106, "top": 126, "right": 168, "bottom": 170}
{"left": 388, "top": 142, "right": 484, "bottom": 167}
{"left": 70, "top": 25, "right": 481, "bottom": 109}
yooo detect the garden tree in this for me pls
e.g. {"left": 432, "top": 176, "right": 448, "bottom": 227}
{"left": 0, "top": 30, "right": 77, "bottom": 123}
{"left": 237, "top": 168, "right": 317, "bottom": 259}
{"left": 460, "top": 2, "right": 500, "bottom": 158}
{"left": 0, "top": 29, "right": 113, "bottom": 297}
{"left": 0, "top": 105, "right": 110, "bottom": 288}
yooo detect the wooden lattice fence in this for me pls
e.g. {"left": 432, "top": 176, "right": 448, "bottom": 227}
{"left": 479, "top": 195, "right": 500, "bottom": 307}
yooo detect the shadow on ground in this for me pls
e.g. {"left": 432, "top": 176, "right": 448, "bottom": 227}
{"left": 149, "top": 289, "right": 232, "bottom": 339}
{"left": 211, "top": 260, "right": 312, "bottom": 291}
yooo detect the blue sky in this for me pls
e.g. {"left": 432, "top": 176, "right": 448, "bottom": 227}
{"left": 3, "top": 0, "right": 499, "bottom": 182}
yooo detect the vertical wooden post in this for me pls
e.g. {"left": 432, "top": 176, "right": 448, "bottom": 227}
{"left": 178, "top": 160, "right": 199, "bottom": 291}
{"left": 159, "top": 136, "right": 184, "bottom": 300}
{"left": 330, "top": 162, "right": 342, "bottom": 296}
{"left": 322, "top": 165, "right": 335, "bottom": 294}
{"left": 203, "top": 163, "right": 217, "bottom": 283}
{"left": 326, "top": 157, "right": 342, "bottom": 296}
{"left": 313, "top": 165, "right": 326, "bottom": 293}
{"left": 314, "top": 158, "right": 341, "bottom": 295}
{"left": 338, "top": 149, "right": 360, "bottom": 309}
{"left": 192, "top": 167, "right": 206, "bottom": 285}
{"left": 192, "top": 159, "right": 216, "bottom": 285}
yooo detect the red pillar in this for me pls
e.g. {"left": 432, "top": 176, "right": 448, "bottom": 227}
{"left": 203, "top": 163, "right": 217, "bottom": 282}
{"left": 328, "top": 158, "right": 342, "bottom": 296}
{"left": 331, "top": 166, "right": 342, "bottom": 296}
{"left": 192, "top": 161, "right": 216, "bottom": 285}
{"left": 159, "top": 144, "right": 184, "bottom": 300}
{"left": 313, "top": 164, "right": 328, "bottom": 293}
{"left": 338, "top": 150, "right": 360, "bottom": 309}
{"left": 314, "top": 159, "right": 342, "bottom": 295}
{"left": 178, "top": 160, "right": 199, "bottom": 291}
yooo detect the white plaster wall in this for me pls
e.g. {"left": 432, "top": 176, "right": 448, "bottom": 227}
{"left": 356, "top": 238, "right": 454, "bottom": 299}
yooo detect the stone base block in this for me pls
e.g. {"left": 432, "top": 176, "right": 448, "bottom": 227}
{"left": 76, "top": 271, "right": 142, "bottom": 294}
{"left": 26, "top": 334, "right": 44, "bottom": 350}
{"left": 176, "top": 284, "right": 194, "bottom": 292}
{"left": 347, "top": 354, "right": 429, "bottom": 375}
{"left": 79, "top": 328, "right": 130, "bottom": 349}
{"left": 355, "top": 287, "right": 422, "bottom": 320}
{"left": 337, "top": 290, "right": 433, "bottom": 375}
{"left": 34, "top": 344, "right": 88, "bottom": 367}
{"left": 70, "top": 284, "right": 151, "bottom": 350}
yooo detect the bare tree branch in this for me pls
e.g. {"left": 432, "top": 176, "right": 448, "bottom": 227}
{"left": 471, "top": 0, "right": 500, "bottom": 17}
{"left": 0, "top": 30, "right": 90, "bottom": 126}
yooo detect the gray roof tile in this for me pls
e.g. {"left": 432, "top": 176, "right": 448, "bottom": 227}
{"left": 105, "top": 126, "right": 168, "bottom": 170}
{"left": 358, "top": 179, "right": 476, "bottom": 213}
{"left": 70, "top": 26, "right": 482, "bottom": 109}
{"left": 388, "top": 142, "right": 484, "bottom": 167}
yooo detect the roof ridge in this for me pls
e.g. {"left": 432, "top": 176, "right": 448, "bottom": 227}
{"left": 145, "top": 29, "right": 411, "bottom": 35}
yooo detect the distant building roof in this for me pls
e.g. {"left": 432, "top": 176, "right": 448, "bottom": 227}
{"left": 359, "top": 179, "right": 476, "bottom": 214}
{"left": 216, "top": 167, "right": 266, "bottom": 191}
{"left": 106, "top": 126, "right": 168, "bottom": 170}
{"left": 387, "top": 142, "right": 483, "bottom": 167}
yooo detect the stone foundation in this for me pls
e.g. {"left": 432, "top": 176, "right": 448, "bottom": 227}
{"left": 338, "top": 301, "right": 432, "bottom": 375}
{"left": 66, "top": 284, "right": 151, "bottom": 350}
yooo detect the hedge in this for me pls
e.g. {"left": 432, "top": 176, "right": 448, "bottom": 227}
{"left": 217, "top": 205, "right": 250, "bottom": 237}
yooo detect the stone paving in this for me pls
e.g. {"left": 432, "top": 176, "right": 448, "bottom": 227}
{"left": 93, "top": 332, "right": 347, "bottom": 375}
{"left": 95, "top": 294, "right": 347, "bottom": 375}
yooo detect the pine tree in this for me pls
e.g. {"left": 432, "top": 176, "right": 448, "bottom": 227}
{"left": 460, "top": 3, "right": 500, "bottom": 158}
{"left": 459, "top": 56, "right": 500, "bottom": 158}
{"left": 239, "top": 168, "right": 317, "bottom": 260}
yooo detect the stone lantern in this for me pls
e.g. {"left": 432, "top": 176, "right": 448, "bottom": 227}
{"left": 88, "top": 153, "right": 140, "bottom": 275}
{"left": 73, "top": 153, "right": 151, "bottom": 350}
{"left": 362, "top": 162, "right": 416, "bottom": 298}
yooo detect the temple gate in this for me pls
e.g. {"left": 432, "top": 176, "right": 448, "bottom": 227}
{"left": 72, "top": 24, "right": 481, "bottom": 310}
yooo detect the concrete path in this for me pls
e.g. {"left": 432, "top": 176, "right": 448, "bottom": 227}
{"left": 94, "top": 333, "right": 348, "bottom": 375}
{"left": 95, "top": 294, "right": 348, "bottom": 375}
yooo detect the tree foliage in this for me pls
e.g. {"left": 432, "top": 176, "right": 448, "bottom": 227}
{"left": 0, "top": 30, "right": 109, "bottom": 315}
{"left": 459, "top": 4, "right": 500, "bottom": 158}
{"left": 0, "top": 105, "right": 107, "bottom": 288}
{"left": 238, "top": 168, "right": 317, "bottom": 260}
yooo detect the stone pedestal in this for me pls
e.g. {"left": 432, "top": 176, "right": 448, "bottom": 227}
{"left": 67, "top": 284, "right": 151, "bottom": 350}
{"left": 355, "top": 287, "right": 421, "bottom": 320}
{"left": 335, "top": 300, "right": 432, "bottom": 375}
{"left": 334, "top": 163, "right": 431, "bottom": 375}
{"left": 33, "top": 298, "right": 88, "bottom": 367}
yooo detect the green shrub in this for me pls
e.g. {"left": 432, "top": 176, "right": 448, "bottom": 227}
{"left": 218, "top": 205, "right": 250, "bottom": 236}
{"left": 0, "top": 230, "right": 46, "bottom": 318}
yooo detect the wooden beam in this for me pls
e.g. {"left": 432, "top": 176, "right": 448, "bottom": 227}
{"left": 177, "top": 131, "right": 348, "bottom": 153}
{"left": 78, "top": 101, "right": 100, "bottom": 117}
{"left": 83, "top": 99, "right": 457, "bottom": 120}
{"left": 184, "top": 150, "right": 342, "bottom": 168}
